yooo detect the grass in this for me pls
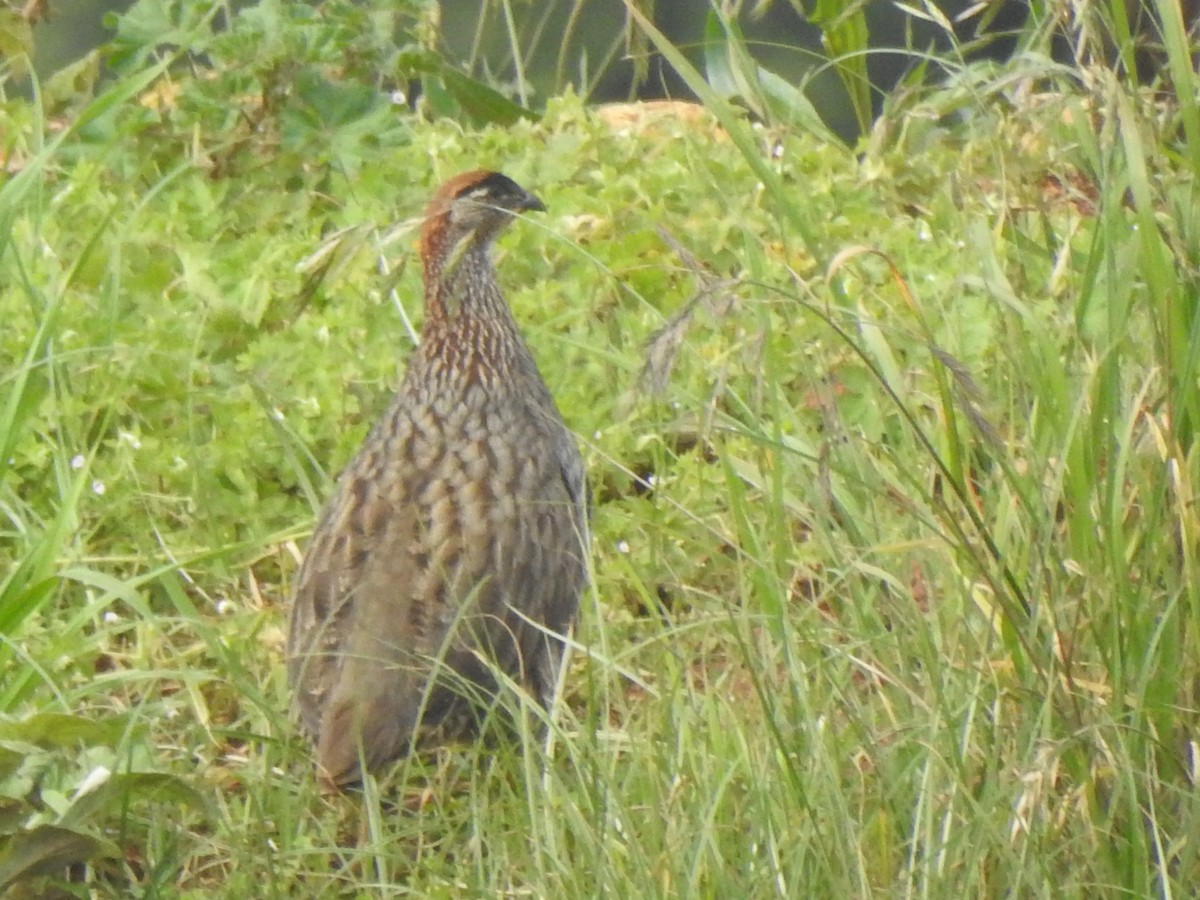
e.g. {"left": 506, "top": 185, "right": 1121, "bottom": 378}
{"left": 2, "top": 0, "right": 1200, "bottom": 896}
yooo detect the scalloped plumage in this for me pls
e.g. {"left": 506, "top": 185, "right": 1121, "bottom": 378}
{"left": 286, "top": 171, "right": 587, "bottom": 789}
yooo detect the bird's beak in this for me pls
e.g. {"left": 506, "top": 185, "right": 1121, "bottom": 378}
{"left": 520, "top": 192, "right": 546, "bottom": 214}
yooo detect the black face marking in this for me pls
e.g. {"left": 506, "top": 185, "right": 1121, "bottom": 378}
{"left": 457, "top": 173, "right": 544, "bottom": 213}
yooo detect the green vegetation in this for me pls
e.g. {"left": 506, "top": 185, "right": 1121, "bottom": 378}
{"left": 2, "top": 0, "right": 1200, "bottom": 895}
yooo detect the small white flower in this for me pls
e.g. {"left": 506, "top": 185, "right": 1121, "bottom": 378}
{"left": 917, "top": 221, "right": 932, "bottom": 241}
{"left": 73, "top": 765, "right": 111, "bottom": 799}
{"left": 390, "top": 89, "right": 407, "bottom": 106}
{"left": 216, "top": 598, "right": 237, "bottom": 615}
{"left": 71, "top": 454, "right": 86, "bottom": 470}
{"left": 118, "top": 430, "right": 142, "bottom": 450}
{"left": 271, "top": 408, "right": 285, "bottom": 422}
{"left": 103, "top": 611, "right": 121, "bottom": 624}
{"left": 91, "top": 480, "right": 106, "bottom": 495}
{"left": 617, "top": 540, "right": 631, "bottom": 554}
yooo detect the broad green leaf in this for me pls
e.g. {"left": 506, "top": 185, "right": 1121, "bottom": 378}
{"left": 0, "top": 714, "right": 132, "bottom": 749}
{"left": 439, "top": 68, "right": 539, "bottom": 126}
{"left": 0, "top": 824, "right": 117, "bottom": 890}
{"left": 59, "top": 773, "right": 215, "bottom": 829}
{"left": 293, "top": 69, "right": 386, "bottom": 129}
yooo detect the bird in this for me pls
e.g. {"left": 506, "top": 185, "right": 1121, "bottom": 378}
{"left": 285, "top": 170, "right": 588, "bottom": 789}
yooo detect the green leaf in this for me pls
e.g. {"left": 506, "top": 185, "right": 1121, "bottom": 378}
{"left": 0, "top": 575, "right": 56, "bottom": 638}
{"left": 0, "top": 824, "right": 117, "bottom": 890}
{"left": 59, "top": 773, "right": 215, "bottom": 830}
{"left": 702, "top": 11, "right": 840, "bottom": 144}
{"left": 800, "top": 0, "right": 873, "bottom": 135}
{"left": 438, "top": 68, "right": 539, "bottom": 126}
{"left": 43, "top": 50, "right": 103, "bottom": 111}
{"left": 703, "top": 11, "right": 740, "bottom": 100}
{"left": 105, "top": 0, "right": 216, "bottom": 70}
{"left": 293, "top": 68, "right": 386, "bottom": 129}
{"left": 0, "top": 714, "right": 132, "bottom": 749}
{"left": 0, "top": 10, "right": 33, "bottom": 78}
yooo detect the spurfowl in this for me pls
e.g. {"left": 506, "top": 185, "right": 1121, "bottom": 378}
{"left": 286, "top": 171, "right": 588, "bottom": 789}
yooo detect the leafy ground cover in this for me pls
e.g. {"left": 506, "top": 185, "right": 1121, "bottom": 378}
{"left": 3, "top": 1, "right": 1200, "bottom": 896}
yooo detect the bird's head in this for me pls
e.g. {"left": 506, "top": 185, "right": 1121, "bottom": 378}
{"left": 419, "top": 170, "right": 545, "bottom": 280}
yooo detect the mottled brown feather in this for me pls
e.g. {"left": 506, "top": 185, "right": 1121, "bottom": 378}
{"left": 286, "top": 171, "right": 586, "bottom": 788}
